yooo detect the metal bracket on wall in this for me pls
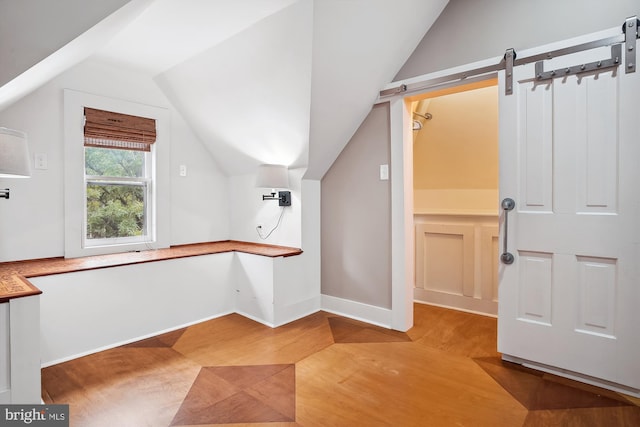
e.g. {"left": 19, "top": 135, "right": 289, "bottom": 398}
{"left": 624, "top": 16, "right": 638, "bottom": 73}
{"left": 534, "top": 44, "right": 622, "bottom": 82}
{"left": 504, "top": 48, "right": 515, "bottom": 95}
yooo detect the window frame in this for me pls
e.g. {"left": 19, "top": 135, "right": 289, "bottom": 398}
{"left": 64, "top": 89, "right": 170, "bottom": 258}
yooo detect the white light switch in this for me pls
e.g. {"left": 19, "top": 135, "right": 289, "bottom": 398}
{"left": 35, "top": 153, "right": 48, "bottom": 170}
{"left": 179, "top": 165, "right": 187, "bottom": 177}
{"left": 379, "top": 164, "right": 389, "bottom": 180}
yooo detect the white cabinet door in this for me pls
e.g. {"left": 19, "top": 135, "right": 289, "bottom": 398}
{"left": 498, "top": 39, "right": 640, "bottom": 391}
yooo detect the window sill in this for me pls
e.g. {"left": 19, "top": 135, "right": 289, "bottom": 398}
{"left": 0, "top": 240, "right": 302, "bottom": 302}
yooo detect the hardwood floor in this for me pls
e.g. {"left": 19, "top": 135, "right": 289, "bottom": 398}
{"left": 42, "top": 303, "right": 640, "bottom": 426}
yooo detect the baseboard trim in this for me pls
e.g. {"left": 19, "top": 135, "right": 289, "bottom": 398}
{"left": 42, "top": 296, "right": 392, "bottom": 367}
{"left": 414, "top": 300, "right": 497, "bottom": 319}
{"left": 41, "top": 299, "right": 325, "bottom": 368}
{"left": 40, "top": 311, "right": 235, "bottom": 368}
{"left": 414, "top": 288, "right": 497, "bottom": 316}
{"left": 234, "top": 310, "right": 275, "bottom": 328}
{"left": 321, "top": 294, "right": 392, "bottom": 329}
{"left": 273, "top": 296, "right": 322, "bottom": 327}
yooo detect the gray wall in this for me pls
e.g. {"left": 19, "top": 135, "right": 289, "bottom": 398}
{"left": 396, "top": 0, "right": 639, "bottom": 80}
{"left": 321, "top": 103, "right": 391, "bottom": 308}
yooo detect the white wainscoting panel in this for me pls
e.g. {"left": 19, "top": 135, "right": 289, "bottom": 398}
{"left": 414, "top": 214, "right": 498, "bottom": 315}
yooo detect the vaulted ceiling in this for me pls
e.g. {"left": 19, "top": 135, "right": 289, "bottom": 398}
{"left": 0, "top": 0, "right": 448, "bottom": 179}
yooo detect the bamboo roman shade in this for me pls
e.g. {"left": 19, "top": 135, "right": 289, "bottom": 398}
{"left": 84, "top": 107, "right": 156, "bottom": 152}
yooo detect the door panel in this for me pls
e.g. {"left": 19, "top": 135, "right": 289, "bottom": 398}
{"left": 518, "top": 81, "right": 553, "bottom": 212}
{"left": 517, "top": 251, "right": 553, "bottom": 325}
{"left": 575, "top": 74, "right": 618, "bottom": 213}
{"left": 498, "top": 42, "right": 640, "bottom": 391}
{"left": 575, "top": 256, "right": 617, "bottom": 337}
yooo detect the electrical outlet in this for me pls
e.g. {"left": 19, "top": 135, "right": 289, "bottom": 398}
{"left": 179, "top": 164, "right": 187, "bottom": 177}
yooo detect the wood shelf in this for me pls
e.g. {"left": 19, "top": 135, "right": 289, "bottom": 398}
{"left": 0, "top": 240, "right": 302, "bottom": 302}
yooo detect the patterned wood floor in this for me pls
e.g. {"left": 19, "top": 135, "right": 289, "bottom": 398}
{"left": 42, "top": 303, "right": 640, "bottom": 426}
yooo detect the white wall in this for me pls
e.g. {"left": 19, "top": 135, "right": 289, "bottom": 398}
{"left": 0, "top": 59, "right": 229, "bottom": 262}
{"left": 233, "top": 177, "right": 321, "bottom": 327}
{"left": 274, "top": 178, "right": 321, "bottom": 325}
{"left": 33, "top": 245, "right": 321, "bottom": 365}
{"left": 229, "top": 168, "right": 304, "bottom": 248}
{"left": 33, "top": 254, "right": 235, "bottom": 365}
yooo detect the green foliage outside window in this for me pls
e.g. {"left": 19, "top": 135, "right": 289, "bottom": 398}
{"left": 85, "top": 146, "right": 144, "bottom": 177}
{"left": 85, "top": 147, "right": 147, "bottom": 239}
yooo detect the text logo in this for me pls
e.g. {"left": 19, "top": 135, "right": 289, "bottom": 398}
{"left": 1, "top": 405, "right": 68, "bottom": 426}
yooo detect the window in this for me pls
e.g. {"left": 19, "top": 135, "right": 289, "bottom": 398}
{"left": 84, "top": 147, "right": 150, "bottom": 244}
{"left": 64, "top": 90, "right": 170, "bottom": 258}
{"left": 83, "top": 108, "right": 155, "bottom": 247}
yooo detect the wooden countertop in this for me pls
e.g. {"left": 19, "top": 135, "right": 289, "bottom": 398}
{"left": 0, "top": 240, "right": 302, "bottom": 303}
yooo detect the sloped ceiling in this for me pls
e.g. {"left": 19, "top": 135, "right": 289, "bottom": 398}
{"left": 155, "top": 0, "right": 312, "bottom": 175}
{"left": 0, "top": 0, "right": 153, "bottom": 110}
{"left": 96, "top": 0, "right": 299, "bottom": 76}
{"left": 1, "top": 0, "right": 448, "bottom": 179}
{"left": 153, "top": 0, "right": 449, "bottom": 177}
{"left": 306, "top": 0, "right": 448, "bottom": 179}
{"left": 0, "top": 0, "right": 131, "bottom": 87}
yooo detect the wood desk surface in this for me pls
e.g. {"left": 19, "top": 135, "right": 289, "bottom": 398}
{"left": 0, "top": 241, "right": 302, "bottom": 303}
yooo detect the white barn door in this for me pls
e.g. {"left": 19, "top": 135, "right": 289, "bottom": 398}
{"left": 498, "top": 36, "right": 640, "bottom": 392}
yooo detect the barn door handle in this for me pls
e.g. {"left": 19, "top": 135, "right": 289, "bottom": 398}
{"left": 501, "top": 198, "right": 515, "bottom": 264}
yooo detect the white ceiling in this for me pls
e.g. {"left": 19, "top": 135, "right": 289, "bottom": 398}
{"left": 2, "top": 0, "right": 449, "bottom": 178}
{"left": 94, "top": 0, "right": 299, "bottom": 76}
{"left": 155, "top": 0, "right": 313, "bottom": 175}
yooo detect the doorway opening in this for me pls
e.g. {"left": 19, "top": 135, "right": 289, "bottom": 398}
{"left": 410, "top": 78, "right": 500, "bottom": 316}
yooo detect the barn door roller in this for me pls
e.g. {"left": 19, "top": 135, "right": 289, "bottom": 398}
{"left": 504, "top": 48, "right": 515, "bottom": 95}
{"left": 623, "top": 16, "right": 638, "bottom": 73}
